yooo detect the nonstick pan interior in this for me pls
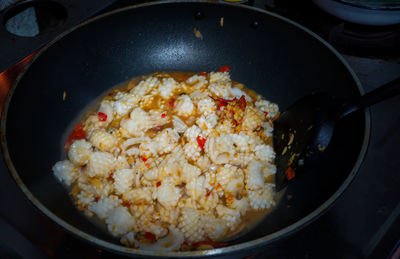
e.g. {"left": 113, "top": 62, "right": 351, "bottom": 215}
{"left": 1, "top": 1, "right": 369, "bottom": 257}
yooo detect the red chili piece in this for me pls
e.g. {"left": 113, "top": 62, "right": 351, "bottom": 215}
{"left": 206, "top": 190, "right": 212, "bottom": 197}
{"left": 64, "top": 122, "right": 86, "bottom": 152}
{"left": 192, "top": 240, "right": 228, "bottom": 248}
{"left": 238, "top": 95, "right": 247, "bottom": 111}
{"left": 264, "top": 111, "right": 269, "bottom": 119}
{"left": 161, "top": 113, "right": 166, "bottom": 118}
{"left": 199, "top": 71, "right": 207, "bottom": 76}
{"left": 143, "top": 232, "right": 156, "bottom": 243}
{"left": 108, "top": 172, "right": 114, "bottom": 180}
{"left": 122, "top": 201, "right": 131, "bottom": 207}
{"left": 98, "top": 112, "right": 107, "bottom": 122}
{"left": 95, "top": 197, "right": 100, "bottom": 202}
{"left": 219, "top": 65, "right": 230, "bottom": 73}
{"left": 168, "top": 98, "right": 175, "bottom": 109}
{"left": 285, "top": 167, "right": 295, "bottom": 180}
{"left": 141, "top": 156, "right": 148, "bottom": 162}
{"left": 196, "top": 136, "right": 206, "bottom": 151}
{"left": 156, "top": 181, "right": 162, "bottom": 187}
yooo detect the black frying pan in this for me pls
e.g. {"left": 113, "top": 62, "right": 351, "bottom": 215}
{"left": 1, "top": 1, "right": 368, "bottom": 258}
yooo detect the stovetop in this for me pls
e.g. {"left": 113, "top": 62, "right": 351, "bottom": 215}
{"left": 1, "top": 1, "right": 400, "bottom": 258}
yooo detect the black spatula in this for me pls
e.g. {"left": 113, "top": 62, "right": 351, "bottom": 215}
{"left": 274, "top": 77, "right": 400, "bottom": 192}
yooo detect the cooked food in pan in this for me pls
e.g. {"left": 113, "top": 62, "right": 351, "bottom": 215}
{"left": 52, "top": 69, "right": 279, "bottom": 251}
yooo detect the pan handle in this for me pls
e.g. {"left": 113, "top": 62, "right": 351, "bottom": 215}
{"left": 340, "top": 77, "right": 400, "bottom": 118}
{"left": 0, "top": 0, "right": 116, "bottom": 73}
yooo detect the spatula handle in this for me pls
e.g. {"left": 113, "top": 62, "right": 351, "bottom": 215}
{"left": 341, "top": 77, "right": 400, "bottom": 118}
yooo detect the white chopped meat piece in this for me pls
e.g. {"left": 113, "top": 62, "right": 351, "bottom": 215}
{"left": 230, "top": 87, "right": 252, "bottom": 101}
{"left": 262, "top": 121, "right": 274, "bottom": 137}
{"left": 255, "top": 99, "right": 279, "bottom": 118}
{"left": 113, "top": 169, "right": 134, "bottom": 194}
{"left": 185, "top": 175, "right": 206, "bottom": 200}
{"left": 52, "top": 160, "right": 77, "bottom": 186}
{"left": 180, "top": 161, "right": 201, "bottom": 184}
{"left": 254, "top": 144, "right": 275, "bottom": 162}
{"left": 114, "top": 155, "right": 130, "bottom": 170}
{"left": 208, "top": 72, "right": 231, "bottom": 97}
{"left": 248, "top": 185, "right": 275, "bottom": 209}
{"left": 148, "top": 226, "right": 184, "bottom": 251}
{"left": 139, "top": 140, "right": 159, "bottom": 158}
{"left": 202, "top": 212, "right": 229, "bottom": 241}
{"left": 216, "top": 205, "right": 240, "bottom": 231}
{"left": 196, "top": 113, "right": 218, "bottom": 134}
{"left": 178, "top": 209, "right": 205, "bottom": 243}
{"left": 112, "top": 92, "right": 139, "bottom": 117}
{"left": 88, "top": 195, "right": 121, "bottom": 219}
{"left": 76, "top": 190, "right": 95, "bottom": 206}
{"left": 106, "top": 206, "right": 136, "bottom": 237}
{"left": 123, "top": 187, "right": 153, "bottom": 205}
{"left": 184, "top": 125, "right": 202, "bottom": 141}
{"left": 122, "top": 137, "right": 151, "bottom": 150}
{"left": 209, "top": 72, "right": 230, "bottom": 83}
{"left": 196, "top": 155, "right": 210, "bottom": 172}
{"left": 99, "top": 100, "right": 114, "bottom": 124}
{"left": 90, "top": 129, "right": 118, "bottom": 152}
{"left": 68, "top": 139, "right": 92, "bottom": 166}
{"left": 87, "top": 152, "right": 115, "bottom": 177}
{"left": 154, "top": 128, "right": 179, "bottom": 155}
{"left": 263, "top": 163, "right": 277, "bottom": 179}
{"left": 183, "top": 141, "right": 201, "bottom": 161}
{"left": 155, "top": 180, "right": 182, "bottom": 208}
{"left": 121, "top": 232, "right": 140, "bottom": 248}
{"left": 130, "top": 76, "right": 160, "bottom": 98}
{"left": 174, "top": 94, "right": 194, "bottom": 117}
{"left": 242, "top": 106, "right": 264, "bottom": 131}
{"left": 186, "top": 75, "right": 207, "bottom": 89}
{"left": 245, "top": 160, "right": 264, "bottom": 190}
{"left": 205, "top": 134, "right": 235, "bottom": 164}
{"left": 229, "top": 197, "right": 250, "bottom": 215}
{"left": 196, "top": 97, "right": 215, "bottom": 115}
{"left": 120, "top": 108, "right": 152, "bottom": 137}
{"left": 204, "top": 171, "right": 217, "bottom": 190}
{"left": 216, "top": 165, "right": 244, "bottom": 196}
{"left": 172, "top": 115, "right": 187, "bottom": 133}
{"left": 158, "top": 77, "right": 178, "bottom": 99}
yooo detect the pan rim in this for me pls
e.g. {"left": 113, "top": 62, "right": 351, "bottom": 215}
{"left": 0, "top": 0, "right": 370, "bottom": 257}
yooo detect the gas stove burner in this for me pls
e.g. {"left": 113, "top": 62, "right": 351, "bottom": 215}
{"left": 328, "top": 23, "right": 400, "bottom": 58}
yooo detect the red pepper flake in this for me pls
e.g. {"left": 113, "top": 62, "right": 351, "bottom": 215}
{"left": 264, "top": 111, "right": 269, "bottom": 119}
{"left": 161, "top": 113, "right": 166, "bottom": 118}
{"left": 218, "top": 65, "right": 230, "bottom": 73}
{"left": 285, "top": 167, "right": 295, "bottom": 180}
{"left": 145, "top": 163, "right": 151, "bottom": 169}
{"left": 98, "top": 112, "right": 107, "bottom": 122}
{"left": 95, "top": 197, "right": 100, "bottom": 202}
{"left": 193, "top": 240, "right": 228, "bottom": 248}
{"left": 206, "top": 190, "right": 212, "bottom": 197}
{"left": 199, "top": 71, "right": 207, "bottom": 76}
{"left": 122, "top": 201, "right": 131, "bottom": 207}
{"left": 141, "top": 156, "right": 148, "bottom": 162}
{"left": 108, "top": 172, "right": 114, "bottom": 180}
{"left": 156, "top": 181, "right": 162, "bottom": 187}
{"left": 143, "top": 232, "right": 156, "bottom": 243}
{"left": 155, "top": 125, "right": 162, "bottom": 131}
{"left": 226, "top": 194, "right": 234, "bottom": 202}
{"left": 196, "top": 136, "right": 206, "bottom": 151}
{"left": 168, "top": 98, "right": 175, "bottom": 109}
{"left": 217, "top": 101, "right": 228, "bottom": 110}
{"left": 238, "top": 95, "right": 247, "bottom": 111}
{"left": 64, "top": 122, "right": 86, "bottom": 152}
